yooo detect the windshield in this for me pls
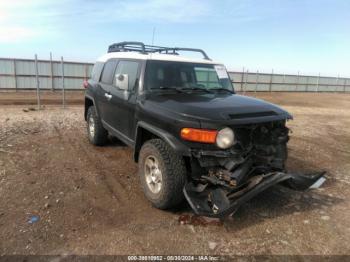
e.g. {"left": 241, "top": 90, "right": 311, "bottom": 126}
{"left": 144, "top": 60, "right": 234, "bottom": 92}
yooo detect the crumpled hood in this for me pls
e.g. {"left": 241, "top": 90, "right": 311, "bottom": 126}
{"left": 145, "top": 93, "right": 292, "bottom": 123}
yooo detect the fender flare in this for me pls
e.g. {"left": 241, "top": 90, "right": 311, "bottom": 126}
{"left": 134, "top": 121, "right": 191, "bottom": 161}
{"left": 84, "top": 94, "right": 99, "bottom": 120}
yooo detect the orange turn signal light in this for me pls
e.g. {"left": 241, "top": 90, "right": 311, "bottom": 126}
{"left": 180, "top": 128, "right": 217, "bottom": 143}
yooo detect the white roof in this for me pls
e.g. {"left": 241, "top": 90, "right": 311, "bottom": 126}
{"left": 96, "top": 51, "right": 221, "bottom": 65}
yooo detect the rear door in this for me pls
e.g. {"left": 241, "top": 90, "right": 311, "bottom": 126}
{"left": 96, "top": 59, "right": 117, "bottom": 125}
{"left": 108, "top": 59, "right": 141, "bottom": 141}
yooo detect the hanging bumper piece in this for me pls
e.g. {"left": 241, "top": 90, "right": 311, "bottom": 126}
{"left": 183, "top": 171, "right": 326, "bottom": 218}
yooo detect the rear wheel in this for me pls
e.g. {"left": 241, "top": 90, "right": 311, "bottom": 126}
{"left": 139, "top": 139, "right": 187, "bottom": 209}
{"left": 86, "top": 106, "right": 108, "bottom": 146}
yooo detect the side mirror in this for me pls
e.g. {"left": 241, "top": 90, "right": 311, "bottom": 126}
{"left": 116, "top": 74, "right": 129, "bottom": 90}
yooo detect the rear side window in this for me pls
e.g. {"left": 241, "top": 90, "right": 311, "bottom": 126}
{"left": 91, "top": 62, "right": 104, "bottom": 81}
{"left": 100, "top": 60, "right": 117, "bottom": 84}
{"left": 113, "top": 60, "right": 140, "bottom": 90}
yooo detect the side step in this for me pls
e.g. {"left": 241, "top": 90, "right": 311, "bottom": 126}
{"left": 183, "top": 172, "right": 326, "bottom": 218}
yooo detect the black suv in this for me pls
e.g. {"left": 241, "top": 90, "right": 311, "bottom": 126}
{"left": 84, "top": 42, "right": 325, "bottom": 218}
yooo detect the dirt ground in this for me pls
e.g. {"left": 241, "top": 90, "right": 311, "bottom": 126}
{"left": 0, "top": 90, "right": 84, "bottom": 106}
{"left": 0, "top": 92, "right": 349, "bottom": 256}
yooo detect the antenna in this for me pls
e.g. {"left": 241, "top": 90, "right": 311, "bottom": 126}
{"left": 151, "top": 27, "right": 156, "bottom": 45}
{"left": 150, "top": 27, "right": 156, "bottom": 59}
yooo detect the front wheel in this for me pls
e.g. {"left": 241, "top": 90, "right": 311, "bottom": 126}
{"left": 138, "top": 139, "right": 187, "bottom": 209}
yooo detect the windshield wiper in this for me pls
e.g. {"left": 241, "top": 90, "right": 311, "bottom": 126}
{"left": 210, "top": 88, "right": 235, "bottom": 94}
{"left": 177, "top": 87, "right": 213, "bottom": 93}
{"left": 150, "top": 86, "right": 214, "bottom": 94}
{"left": 150, "top": 86, "right": 185, "bottom": 93}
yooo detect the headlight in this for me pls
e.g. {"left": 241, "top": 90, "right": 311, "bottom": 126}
{"left": 216, "top": 127, "right": 235, "bottom": 149}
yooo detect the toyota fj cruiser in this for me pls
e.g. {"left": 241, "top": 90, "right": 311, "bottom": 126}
{"left": 84, "top": 42, "right": 325, "bottom": 218}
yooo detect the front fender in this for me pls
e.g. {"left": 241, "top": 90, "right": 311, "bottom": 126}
{"left": 134, "top": 121, "right": 191, "bottom": 161}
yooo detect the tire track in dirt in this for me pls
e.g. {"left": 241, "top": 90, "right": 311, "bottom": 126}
{"left": 78, "top": 142, "right": 131, "bottom": 206}
{"left": 55, "top": 122, "right": 132, "bottom": 206}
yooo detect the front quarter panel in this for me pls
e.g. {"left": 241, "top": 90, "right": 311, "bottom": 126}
{"left": 136, "top": 95, "right": 202, "bottom": 140}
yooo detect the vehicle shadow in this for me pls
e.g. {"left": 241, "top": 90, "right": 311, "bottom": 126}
{"left": 223, "top": 185, "right": 342, "bottom": 232}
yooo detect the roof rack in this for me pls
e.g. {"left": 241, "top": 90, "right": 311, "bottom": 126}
{"left": 107, "top": 41, "right": 211, "bottom": 60}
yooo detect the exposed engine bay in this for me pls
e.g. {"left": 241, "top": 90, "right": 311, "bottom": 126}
{"left": 184, "top": 121, "right": 326, "bottom": 218}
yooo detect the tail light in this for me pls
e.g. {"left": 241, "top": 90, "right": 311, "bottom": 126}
{"left": 83, "top": 80, "right": 89, "bottom": 89}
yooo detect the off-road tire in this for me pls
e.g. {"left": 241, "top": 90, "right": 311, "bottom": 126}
{"left": 86, "top": 106, "right": 108, "bottom": 146}
{"left": 139, "top": 139, "right": 187, "bottom": 209}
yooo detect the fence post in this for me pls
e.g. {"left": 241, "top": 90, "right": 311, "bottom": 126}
{"left": 34, "top": 54, "right": 41, "bottom": 110}
{"left": 244, "top": 69, "right": 249, "bottom": 94}
{"left": 269, "top": 69, "right": 273, "bottom": 92}
{"left": 296, "top": 71, "right": 299, "bottom": 92}
{"left": 316, "top": 73, "right": 320, "bottom": 92}
{"left": 255, "top": 70, "right": 259, "bottom": 92}
{"left": 85, "top": 64, "right": 88, "bottom": 81}
{"left": 241, "top": 67, "right": 245, "bottom": 92}
{"left": 50, "top": 52, "right": 54, "bottom": 91}
{"left": 336, "top": 74, "right": 339, "bottom": 92}
{"left": 61, "top": 56, "right": 65, "bottom": 109}
{"left": 305, "top": 75, "right": 309, "bottom": 92}
{"left": 344, "top": 78, "right": 347, "bottom": 93}
{"left": 13, "top": 59, "right": 17, "bottom": 91}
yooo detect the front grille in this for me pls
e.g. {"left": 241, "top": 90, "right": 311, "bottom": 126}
{"left": 231, "top": 120, "right": 286, "bottom": 149}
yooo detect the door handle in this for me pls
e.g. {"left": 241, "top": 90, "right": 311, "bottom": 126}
{"left": 104, "top": 93, "right": 112, "bottom": 100}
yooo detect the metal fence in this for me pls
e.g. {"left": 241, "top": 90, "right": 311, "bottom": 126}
{"left": 0, "top": 57, "right": 349, "bottom": 92}
{"left": 230, "top": 71, "right": 350, "bottom": 92}
{"left": 0, "top": 57, "right": 93, "bottom": 90}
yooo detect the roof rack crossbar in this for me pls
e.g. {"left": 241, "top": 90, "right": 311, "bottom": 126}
{"left": 107, "top": 41, "right": 211, "bottom": 60}
{"left": 108, "top": 41, "right": 146, "bottom": 53}
{"left": 157, "top": 47, "right": 210, "bottom": 60}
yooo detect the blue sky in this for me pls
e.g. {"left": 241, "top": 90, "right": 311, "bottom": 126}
{"left": 0, "top": 0, "right": 349, "bottom": 76}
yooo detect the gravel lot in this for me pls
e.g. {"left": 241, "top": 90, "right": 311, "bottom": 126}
{"left": 0, "top": 92, "right": 349, "bottom": 256}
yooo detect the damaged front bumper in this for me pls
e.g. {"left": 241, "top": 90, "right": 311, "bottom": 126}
{"left": 183, "top": 121, "right": 326, "bottom": 218}
{"left": 184, "top": 171, "right": 326, "bottom": 218}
